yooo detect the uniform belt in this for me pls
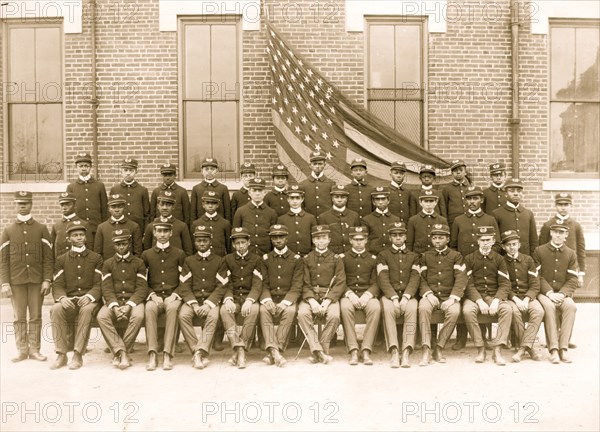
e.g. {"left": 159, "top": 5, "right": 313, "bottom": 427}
{"left": 312, "top": 286, "right": 328, "bottom": 295}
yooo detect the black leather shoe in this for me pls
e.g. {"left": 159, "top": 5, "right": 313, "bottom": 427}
{"left": 50, "top": 353, "right": 68, "bottom": 370}
{"left": 401, "top": 348, "right": 411, "bottom": 368}
{"left": 271, "top": 348, "right": 287, "bottom": 367}
{"left": 349, "top": 350, "right": 359, "bottom": 366}
{"left": 362, "top": 350, "right": 373, "bottom": 366}
{"left": 236, "top": 348, "right": 247, "bottom": 369}
{"left": 559, "top": 349, "right": 572, "bottom": 363}
{"left": 433, "top": 346, "right": 446, "bottom": 363}
{"left": 318, "top": 351, "right": 333, "bottom": 364}
{"left": 68, "top": 352, "right": 83, "bottom": 370}
{"left": 549, "top": 350, "right": 560, "bottom": 364}
{"left": 11, "top": 352, "right": 29, "bottom": 363}
{"left": 390, "top": 348, "right": 400, "bottom": 368}
{"left": 163, "top": 353, "right": 173, "bottom": 370}
{"left": 29, "top": 352, "right": 47, "bottom": 361}
{"left": 475, "top": 347, "right": 486, "bottom": 363}
{"left": 192, "top": 351, "right": 204, "bottom": 369}
{"left": 118, "top": 351, "right": 131, "bottom": 370}
{"left": 419, "top": 347, "right": 431, "bottom": 366}
{"left": 146, "top": 351, "right": 158, "bottom": 371}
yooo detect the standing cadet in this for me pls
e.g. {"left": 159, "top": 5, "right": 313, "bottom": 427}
{"left": 362, "top": 187, "right": 400, "bottom": 255}
{"left": 277, "top": 185, "right": 316, "bottom": 256}
{"left": 317, "top": 184, "right": 360, "bottom": 254}
{"left": 299, "top": 151, "right": 336, "bottom": 218}
{"left": 190, "top": 191, "right": 231, "bottom": 257}
{"left": 95, "top": 193, "right": 143, "bottom": 259}
{"left": 233, "top": 178, "right": 278, "bottom": 256}
{"left": 66, "top": 151, "right": 108, "bottom": 245}
{"left": 377, "top": 222, "right": 420, "bottom": 368}
{"left": 406, "top": 190, "right": 448, "bottom": 254}
{"left": 388, "top": 161, "right": 413, "bottom": 225}
{"left": 51, "top": 192, "right": 91, "bottom": 258}
{"left": 297, "top": 225, "right": 346, "bottom": 364}
{"left": 259, "top": 224, "right": 304, "bottom": 367}
{"left": 483, "top": 162, "right": 507, "bottom": 215}
{"left": 346, "top": 158, "right": 375, "bottom": 220}
{"left": 265, "top": 163, "right": 291, "bottom": 217}
{"left": 533, "top": 221, "right": 578, "bottom": 364}
{"left": 144, "top": 190, "right": 193, "bottom": 256}
{"left": 177, "top": 226, "right": 226, "bottom": 369}
{"left": 231, "top": 162, "right": 256, "bottom": 220}
{"left": 409, "top": 165, "right": 446, "bottom": 218}
{"left": 1, "top": 191, "right": 53, "bottom": 363}
{"left": 150, "top": 163, "right": 190, "bottom": 225}
{"left": 50, "top": 221, "right": 103, "bottom": 370}
{"left": 142, "top": 221, "right": 186, "bottom": 371}
{"left": 418, "top": 224, "right": 467, "bottom": 366}
{"left": 442, "top": 160, "right": 472, "bottom": 228}
{"left": 463, "top": 226, "right": 512, "bottom": 365}
{"left": 96, "top": 228, "right": 148, "bottom": 369}
{"left": 500, "top": 230, "right": 544, "bottom": 362}
{"left": 191, "top": 157, "right": 231, "bottom": 223}
{"left": 492, "top": 179, "right": 538, "bottom": 256}
{"left": 219, "top": 227, "right": 264, "bottom": 369}
{"left": 110, "top": 157, "right": 150, "bottom": 233}
{"left": 340, "top": 227, "right": 381, "bottom": 366}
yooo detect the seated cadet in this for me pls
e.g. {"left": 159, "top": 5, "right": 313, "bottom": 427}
{"left": 142, "top": 221, "right": 186, "bottom": 371}
{"left": 259, "top": 224, "right": 304, "bottom": 367}
{"left": 362, "top": 187, "right": 400, "bottom": 256}
{"left": 95, "top": 193, "right": 143, "bottom": 259}
{"left": 177, "top": 226, "right": 226, "bottom": 369}
{"left": 407, "top": 190, "right": 448, "bottom": 254}
{"left": 190, "top": 190, "right": 231, "bottom": 257}
{"left": 144, "top": 190, "right": 193, "bottom": 256}
{"left": 96, "top": 228, "right": 148, "bottom": 369}
{"left": 219, "top": 227, "right": 264, "bottom": 369}
{"left": 340, "top": 227, "right": 381, "bottom": 366}
{"left": 277, "top": 185, "right": 316, "bottom": 256}
{"left": 533, "top": 220, "right": 578, "bottom": 364}
{"left": 463, "top": 226, "right": 512, "bottom": 365}
{"left": 297, "top": 225, "right": 346, "bottom": 364}
{"left": 418, "top": 224, "right": 467, "bottom": 366}
{"left": 317, "top": 184, "right": 360, "bottom": 254}
{"left": 377, "top": 222, "right": 420, "bottom": 368}
{"left": 264, "top": 163, "right": 291, "bottom": 217}
{"left": 50, "top": 221, "right": 103, "bottom": 370}
{"left": 500, "top": 230, "right": 543, "bottom": 362}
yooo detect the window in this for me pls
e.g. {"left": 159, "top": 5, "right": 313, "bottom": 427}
{"left": 366, "top": 17, "right": 427, "bottom": 147}
{"left": 3, "top": 23, "right": 63, "bottom": 181}
{"left": 549, "top": 20, "right": 599, "bottom": 178}
{"left": 179, "top": 17, "right": 242, "bottom": 178}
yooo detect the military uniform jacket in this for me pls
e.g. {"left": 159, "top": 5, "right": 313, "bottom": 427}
{"left": 177, "top": 253, "right": 225, "bottom": 306}
{"left": 533, "top": 243, "right": 579, "bottom": 297}
{"left": 362, "top": 210, "right": 401, "bottom": 255}
{"left": 144, "top": 216, "right": 193, "bottom": 256}
{"left": 67, "top": 177, "right": 108, "bottom": 231}
{"left": 406, "top": 212, "right": 448, "bottom": 254}
{"left": 51, "top": 216, "right": 92, "bottom": 258}
{"left": 190, "top": 214, "right": 231, "bottom": 256}
{"left": 343, "top": 250, "right": 379, "bottom": 297}
{"left": 539, "top": 215, "right": 586, "bottom": 273}
{"left": 265, "top": 188, "right": 290, "bottom": 217}
{"left": 141, "top": 245, "right": 186, "bottom": 298}
{"left": 231, "top": 187, "right": 251, "bottom": 221}
{"left": 101, "top": 253, "right": 148, "bottom": 308}
{"left": 299, "top": 175, "right": 335, "bottom": 217}
{"left": 492, "top": 203, "right": 538, "bottom": 255}
{"left": 191, "top": 180, "right": 232, "bottom": 222}
{"left": 260, "top": 248, "right": 304, "bottom": 304}
{"left": 442, "top": 180, "right": 471, "bottom": 226}
{"left": 450, "top": 210, "right": 501, "bottom": 257}
{"left": 233, "top": 202, "right": 278, "bottom": 254}
{"left": 302, "top": 249, "right": 346, "bottom": 302}
{"left": 109, "top": 181, "right": 151, "bottom": 232}
{"left": 419, "top": 248, "right": 467, "bottom": 301}
{"left": 317, "top": 207, "right": 360, "bottom": 254}
{"left": 409, "top": 187, "right": 446, "bottom": 218}
{"left": 376, "top": 246, "right": 420, "bottom": 299}
{"left": 388, "top": 181, "right": 413, "bottom": 224}
{"left": 1, "top": 219, "right": 53, "bottom": 285}
{"left": 95, "top": 217, "right": 143, "bottom": 259}
{"left": 52, "top": 248, "right": 103, "bottom": 301}
{"left": 346, "top": 180, "right": 375, "bottom": 219}
{"left": 483, "top": 184, "right": 506, "bottom": 215}
{"left": 464, "top": 250, "right": 511, "bottom": 301}
{"left": 219, "top": 252, "right": 264, "bottom": 303}
{"left": 504, "top": 253, "right": 540, "bottom": 300}
{"left": 150, "top": 182, "right": 190, "bottom": 225}
{"left": 277, "top": 210, "right": 317, "bottom": 255}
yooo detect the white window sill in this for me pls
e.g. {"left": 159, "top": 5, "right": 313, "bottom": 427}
{"left": 542, "top": 179, "right": 600, "bottom": 192}
{"left": 0, "top": 183, "right": 70, "bottom": 193}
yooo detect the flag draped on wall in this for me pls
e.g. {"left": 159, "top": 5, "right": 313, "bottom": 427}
{"left": 266, "top": 21, "right": 451, "bottom": 185}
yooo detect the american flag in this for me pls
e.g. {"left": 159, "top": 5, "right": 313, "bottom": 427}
{"left": 267, "top": 22, "right": 450, "bottom": 185}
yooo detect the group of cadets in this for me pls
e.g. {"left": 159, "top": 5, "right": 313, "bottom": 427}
{"left": 0, "top": 150, "right": 586, "bottom": 371}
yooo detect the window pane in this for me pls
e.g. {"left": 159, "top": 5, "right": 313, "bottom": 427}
{"left": 211, "top": 25, "right": 238, "bottom": 99}
{"left": 184, "top": 101, "right": 212, "bottom": 173}
{"left": 368, "top": 100, "right": 395, "bottom": 129}
{"left": 551, "top": 27, "right": 575, "bottom": 100}
{"left": 575, "top": 27, "right": 599, "bottom": 101}
{"left": 8, "top": 28, "right": 35, "bottom": 103}
{"left": 184, "top": 25, "right": 211, "bottom": 98}
{"left": 212, "top": 101, "right": 238, "bottom": 170}
{"left": 37, "top": 104, "right": 63, "bottom": 173}
{"left": 369, "top": 25, "right": 395, "bottom": 88}
{"left": 36, "top": 27, "right": 62, "bottom": 98}
{"left": 9, "top": 104, "right": 37, "bottom": 174}
{"left": 395, "top": 25, "right": 421, "bottom": 85}
{"left": 395, "top": 100, "right": 421, "bottom": 145}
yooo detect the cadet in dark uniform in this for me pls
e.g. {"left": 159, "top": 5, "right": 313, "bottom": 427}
{"left": 109, "top": 157, "right": 150, "bottom": 233}
{"left": 409, "top": 165, "right": 446, "bottom": 218}
{"left": 191, "top": 157, "right": 232, "bottom": 222}
{"left": 388, "top": 161, "right": 413, "bottom": 225}
{"left": 142, "top": 221, "right": 186, "bottom": 371}
{"left": 442, "top": 159, "right": 472, "bottom": 228}
{"left": 97, "top": 228, "right": 148, "bottom": 369}
{"left": 277, "top": 185, "right": 316, "bottom": 256}
{"left": 50, "top": 221, "right": 103, "bottom": 370}
{"left": 362, "top": 187, "right": 400, "bottom": 255}
{"left": 483, "top": 162, "right": 507, "bottom": 215}
{"left": 377, "top": 222, "right": 420, "bottom": 368}
{"left": 95, "top": 193, "right": 143, "bottom": 259}
{"left": 297, "top": 225, "right": 346, "bottom": 364}
{"left": 299, "top": 151, "right": 336, "bottom": 217}
{"left": 150, "top": 163, "right": 190, "bottom": 225}
{"left": 265, "top": 163, "right": 291, "bottom": 217}
{"left": 190, "top": 191, "right": 231, "bottom": 257}
{"left": 259, "top": 224, "right": 304, "bottom": 367}
{"left": 418, "top": 224, "right": 467, "bottom": 366}
{"left": 346, "top": 158, "right": 375, "bottom": 220}
{"left": 51, "top": 192, "right": 91, "bottom": 258}
{"left": 231, "top": 162, "right": 256, "bottom": 220}
{"left": 219, "top": 227, "right": 264, "bottom": 369}
{"left": 177, "top": 226, "right": 226, "bottom": 369}
{"left": 144, "top": 190, "right": 193, "bottom": 256}
{"left": 533, "top": 221, "right": 578, "bottom": 364}
{"left": 340, "top": 227, "right": 381, "bottom": 365}
{"left": 66, "top": 151, "right": 108, "bottom": 244}
{"left": 1, "top": 191, "right": 53, "bottom": 363}
{"left": 407, "top": 190, "right": 448, "bottom": 254}
{"left": 500, "top": 230, "right": 544, "bottom": 362}
{"left": 317, "top": 184, "right": 360, "bottom": 254}
{"left": 463, "top": 226, "right": 512, "bottom": 365}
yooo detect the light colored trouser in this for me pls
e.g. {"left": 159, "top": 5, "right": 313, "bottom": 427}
{"left": 97, "top": 303, "right": 145, "bottom": 354}
{"left": 418, "top": 299, "right": 460, "bottom": 349}
{"left": 381, "top": 297, "right": 418, "bottom": 352}
{"left": 509, "top": 299, "right": 544, "bottom": 349}
{"left": 259, "top": 303, "right": 297, "bottom": 352}
{"left": 297, "top": 301, "right": 340, "bottom": 354}
{"left": 537, "top": 294, "right": 576, "bottom": 352}
{"left": 145, "top": 299, "right": 182, "bottom": 356}
{"left": 340, "top": 297, "right": 381, "bottom": 353}
{"left": 463, "top": 297, "right": 512, "bottom": 348}
{"left": 50, "top": 301, "right": 100, "bottom": 355}
{"left": 11, "top": 283, "right": 43, "bottom": 354}
{"left": 220, "top": 302, "right": 259, "bottom": 351}
{"left": 178, "top": 303, "right": 219, "bottom": 354}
